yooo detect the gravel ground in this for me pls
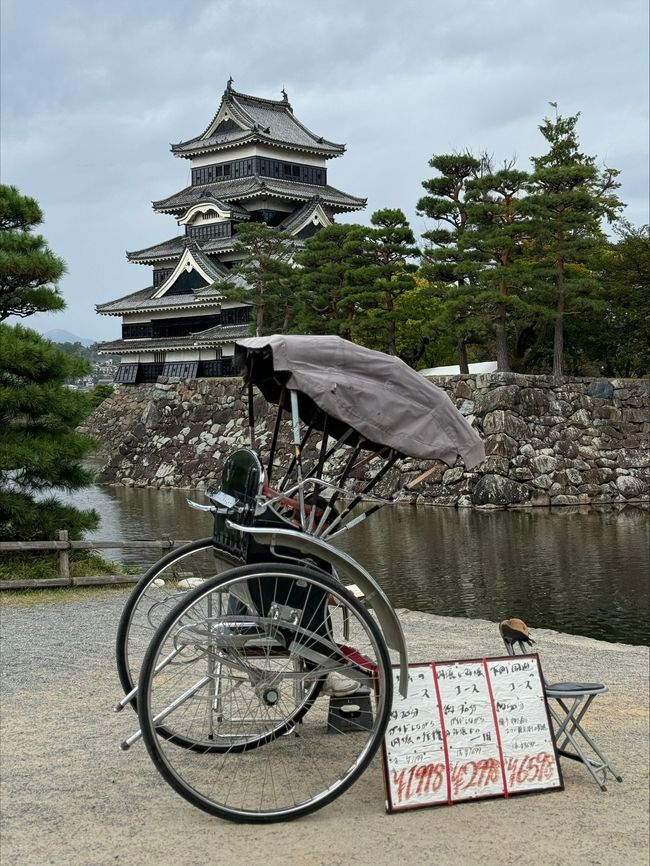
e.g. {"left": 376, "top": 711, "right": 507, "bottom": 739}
{"left": 0, "top": 590, "right": 648, "bottom": 866}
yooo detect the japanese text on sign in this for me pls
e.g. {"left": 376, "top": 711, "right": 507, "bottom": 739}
{"left": 383, "top": 656, "right": 562, "bottom": 812}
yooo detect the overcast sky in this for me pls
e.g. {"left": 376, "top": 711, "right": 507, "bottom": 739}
{"left": 1, "top": 0, "right": 648, "bottom": 342}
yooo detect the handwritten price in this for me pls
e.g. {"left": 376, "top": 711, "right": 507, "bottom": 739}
{"left": 391, "top": 751, "right": 557, "bottom": 803}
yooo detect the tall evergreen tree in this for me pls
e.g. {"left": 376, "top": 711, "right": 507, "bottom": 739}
{"left": 592, "top": 222, "right": 650, "bottom": 376}
{"left": 0, "top": 325, "right": 99, "bottom": 540}
{"left": 463, "top": 165, "right": 532, "bottom": 371}
{"left": 392, "top": 275, "right": 449, "bottom": 369}
{"left": 345, "top": 209, "right": 419, "bottom": 355}
{"left": 292, "top": 223, "right": 361, "bottom": 338}
{"left": 417, "top": 153, "right": 490, "bottom": 371}
{"left": 218, "top": 221, "right": 297, "bottom": 336}
{"left": 0, "top": 185, "right": 98, "bottom": 541}
{"left": 0, "top": 184, "right": 66, "bottom": 320}
{"left": 526, "top": 109, "right": 622, "bottom": 377}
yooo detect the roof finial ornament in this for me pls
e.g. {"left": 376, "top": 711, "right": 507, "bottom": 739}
{"left": 281, "top": 86, "right": 288, "bottom": 102}
{"left": 226, "top": 76, "right": 234, "bottom": 92}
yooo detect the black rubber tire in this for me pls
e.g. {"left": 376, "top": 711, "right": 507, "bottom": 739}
{"left": 137, "top": 562, "right": 393, "bottom": 823}
{"left": 115, "top": 537, "right": 215, "bottom": 705}
{"left": 116, "top": 539, "right": 323, "bottom": 753}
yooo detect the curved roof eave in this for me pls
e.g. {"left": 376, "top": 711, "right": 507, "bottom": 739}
{"left": 127, "top": 243, "right": 237, "bottom": 262}
{"left": 97, "top": 297, "right": 223, "bottom": 317}
{"left": 171, "top": 134, "right": 344, "bottom": 160}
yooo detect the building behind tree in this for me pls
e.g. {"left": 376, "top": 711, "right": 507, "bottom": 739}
{"left": 97, "top": 81, "right": 365, "bottom": 383}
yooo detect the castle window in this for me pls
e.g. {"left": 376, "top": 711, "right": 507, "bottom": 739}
{"left": 192, "top": 157, "right": 327, "bottom": 187}
{"left": 114, "top": 364, "right": 138, "bottom": 384}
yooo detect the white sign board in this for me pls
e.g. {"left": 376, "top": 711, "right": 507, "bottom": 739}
{"left": 382, "top": 656, "right": 563, "bottom": 812}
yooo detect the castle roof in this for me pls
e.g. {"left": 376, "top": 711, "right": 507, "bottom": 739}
{"left": 277, "top": 197, "right": 333, "bottom": 233}
{"left": 153, "top": 176, "right": 365, "bottom": 216}
{"left": 97, "top": 322, "right": 250, "bottom": 354}
{"left": 96, "top": 285, "right": 223, "bottom": 316}
{"left": 171, "top": 83, "right": 345, "bottom": 160}
{"left": 127, "top": 235, "right": 237, "bottom": 264}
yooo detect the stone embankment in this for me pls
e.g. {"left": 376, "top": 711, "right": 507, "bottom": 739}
{"left": 79, "top": 373, "right": 649, "bottom": 508}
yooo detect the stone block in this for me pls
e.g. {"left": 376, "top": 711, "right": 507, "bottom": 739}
{"left": 482, "top": 410, "right": 531, "bottom": 439}
{"left": 442, "top": 466, "right": 465, "bottom": 485}
{"left": 481, "top": 456, "right": 510, "bottom": 476}
{"left": 587, "top": 380, "right": 615, "bottom": 400}
{"left": 552, "top": 494, "right": 581, "bottom": 505}
{"left": 554, "top": 440, "right": 579, "bottom": 458}
{"left": 471, "top": 474, "right": 530, "bottom": 506}
{"left": 517, "top": 388, "right": 550, "bottom": 415}
{"left": 484, "top": 433, "right": 519, "bottom": 458}
{"left": 615, "top": 475, "right": 647, "bottom": 498}
{"left": 531, "top": 454, "right": 559, "bottom": 474}
{"left": 569, "top": 409, "right": 591, "bottom": 427}
{"left": 474, "top": 385, "right": 519, "bottom": 414}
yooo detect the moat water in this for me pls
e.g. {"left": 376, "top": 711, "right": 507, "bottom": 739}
{"left": 70, "top": 483, "right": 649, "bottom": 646}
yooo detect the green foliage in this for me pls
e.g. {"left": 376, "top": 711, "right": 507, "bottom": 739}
{"left": 0, "top": 184, "right": 66, "bottom": 320}
{"left": 293, "top": 224, "right": 362, "bottom": 337}
{"left": 88, "top": 383, "right": 115, "bottom": 410}
{"left": 0, "top": 550, "right": 124, "bottom": 581}
{"left": 589, "top": 223, "right": 650, "bottom": 376}
{"left": 218, "top": 221, "right": 297, "bottom": 335}
{"left": 417, "top": 153, "right": 492, "bottom": 370}
{"left": 345, "top": 209, "right": 419, "bottom": 355}
{"left": 462, "top": 166, "right": 534, "bottom": 371}
{"left": 525, "top": 109, "right": 623, "bottom": 376}
{"left": 56, "top": 341, "right": 98, "bottom": 362}
{"left": 393, "top": 279, "right": 453, "bottom": 369}
{"left": 414, "top": 116, "right": 634, "bottom": 376}
{"left": 0, "top": 187, "right": 99, "bottom": 542}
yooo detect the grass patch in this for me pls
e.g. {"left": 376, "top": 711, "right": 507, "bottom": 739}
{"left": 0, "top": 550, "right": 138, "bottom": 582}
{"left": 0, "top": 583, "right": 132, "bottom": 607}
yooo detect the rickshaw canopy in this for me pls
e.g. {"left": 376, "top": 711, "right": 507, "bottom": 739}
{"left": 235, "top": 335, "right": 485, "bottom": 468}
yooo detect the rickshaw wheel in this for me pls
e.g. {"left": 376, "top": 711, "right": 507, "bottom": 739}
{"left": 116, "top": 538, "right": 218, "bottom": 708}
{"left": 116, "top": 539, "right": 323, "bottom": 752}
{"left": 137, "top": 562, "right": 393, "bottom": 822}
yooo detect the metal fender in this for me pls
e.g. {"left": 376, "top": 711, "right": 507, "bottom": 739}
{"left": 229, "top": 521, "right": 409, "bottom": 697}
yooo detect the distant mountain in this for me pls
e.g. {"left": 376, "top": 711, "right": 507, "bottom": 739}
{"left": 42, "top": 329, "right": 96, "bottom": 347}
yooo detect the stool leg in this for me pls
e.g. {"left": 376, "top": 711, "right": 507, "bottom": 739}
{"left": 548, "top": 697, "right": 623, "bottom": 790}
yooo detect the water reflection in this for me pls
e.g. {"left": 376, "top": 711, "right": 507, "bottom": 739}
{"left": 74, "top": 484, "right": 648, "bottom": 646}
{"left": 337, "top": 505, "right": 649, "bottom": 646}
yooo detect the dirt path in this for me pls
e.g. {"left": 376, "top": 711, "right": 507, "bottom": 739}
{"left": 1, "top": 592, "right": 648, "bottom": 866}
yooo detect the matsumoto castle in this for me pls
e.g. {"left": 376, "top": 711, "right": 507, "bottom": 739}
{"left": 97, "top": 80, "right": 366, "bottom": 383}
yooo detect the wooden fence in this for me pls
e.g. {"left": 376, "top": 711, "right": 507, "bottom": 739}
{"left": 0, "top": 531, "right": 192, "bottom": 590}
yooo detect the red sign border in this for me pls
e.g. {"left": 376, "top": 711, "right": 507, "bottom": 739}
{"left": 382, "top": 654, "right": 564, "bottom": 813}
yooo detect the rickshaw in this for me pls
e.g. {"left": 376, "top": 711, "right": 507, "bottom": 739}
{"left": 114, "top": 335, "right": 484, "bottom": 823}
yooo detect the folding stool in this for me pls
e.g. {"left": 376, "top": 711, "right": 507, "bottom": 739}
{"left": 499, "top": 620, "right": 623, "bottom": 792}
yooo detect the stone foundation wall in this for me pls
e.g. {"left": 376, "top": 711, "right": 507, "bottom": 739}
{"left": 79, "top": 373, "right": 649, "bottom": 507}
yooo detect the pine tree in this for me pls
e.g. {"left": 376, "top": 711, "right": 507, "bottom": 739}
{"left": 218, "top": 221, "right": 297, "bottom": 336}
{"left": 345, "top": 209, "right": 419, "bottom": 355}
{"left": 417, "top": 153, "right": 491, "bottom": 371}
{"left": 526, "top": 109, "right": 622, "bottom": 377}
{"left": 0, "top": 184, "right": 66, "bottom": 320}
{"left": 0, "top": 324, "right": 99, "bottom": 540}
{"left": 463, "top": 165, "right": 532, "bottom": 371}
{"left": 293, "top": 224, "right": 361, "bottom": 338}
{"left": 0, "top": 186, "right": 99, "bottom": 540}
{"left": 593, "top": 222, "right": 650, "bottom": 376}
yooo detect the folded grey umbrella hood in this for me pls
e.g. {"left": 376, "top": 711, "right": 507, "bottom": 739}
{"left": 236, "top": 335, "right": 485, "bottom": 468}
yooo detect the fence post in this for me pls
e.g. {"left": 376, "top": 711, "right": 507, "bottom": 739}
{"left": 58, "top": 530, "right": 71, "bottom": 585}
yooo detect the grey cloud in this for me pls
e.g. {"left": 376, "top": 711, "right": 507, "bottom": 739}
{"left": 1, "top": 0, "right": 647, "bottom": 341}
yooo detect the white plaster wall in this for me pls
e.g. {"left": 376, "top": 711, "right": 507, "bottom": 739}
{"left": 190, "top": 144, "right": 327, "bottom": 169}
